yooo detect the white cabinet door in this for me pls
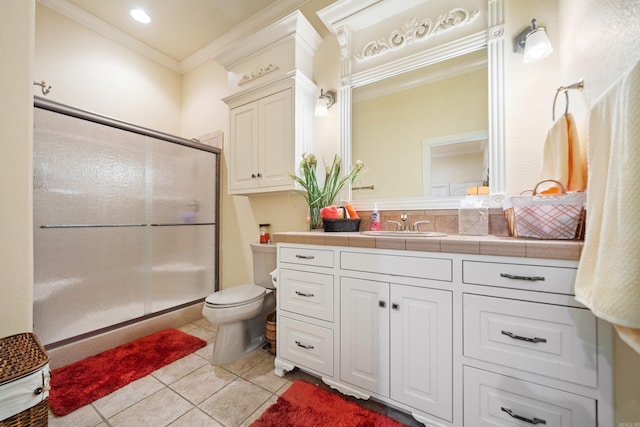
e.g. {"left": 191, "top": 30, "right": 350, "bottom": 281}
{"left": 228, "top": 88, "right": 293, "bottom": 193}
{"left": 340, "top": 277, "right": 390, "bottom": 396}
{"left": 390, "top": 285, "right": 453, "bottom": 422}
{"left": 228, "top": 101, "right": 259, "bottom": 192}
{"left": 259, "top": 88, "right": 293, "bottom": 189}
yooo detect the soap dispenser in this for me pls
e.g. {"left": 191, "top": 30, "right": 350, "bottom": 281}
{"left": 370, "top": 203, "right": 381, "bottom": 231}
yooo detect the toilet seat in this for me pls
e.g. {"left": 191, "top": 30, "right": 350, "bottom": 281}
{"left": 205, "top": 284, "right": 265, "bottom": 308}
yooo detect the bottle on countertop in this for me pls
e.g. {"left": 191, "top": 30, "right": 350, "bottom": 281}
{"left": 370, "top": 203, "right": 381, "bottom": 231}
{"left": 259, "top": 223, "right": 271, "bottom": 243}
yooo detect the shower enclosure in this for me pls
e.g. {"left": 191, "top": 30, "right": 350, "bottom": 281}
{"left": 33, "top": 97, "right": 220, "bottom": 347}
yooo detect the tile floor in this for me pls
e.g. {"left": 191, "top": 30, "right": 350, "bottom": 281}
{"left": 48, "top": 318, "right": 422, "bottom": 427}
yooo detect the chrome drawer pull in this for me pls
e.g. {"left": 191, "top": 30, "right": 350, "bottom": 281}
{"left": 500, "top": 273, "right": 545, "bottom": 281}
{"left": 501, "top": 407, "right": 546, "bottom": 425}
{"left": 295, "top": 341, "right": 314, "bottom": 349}
{"left": 501, "top": 330, "right": 547, "bottom": 344}
{"left": 295, "top": 291, "right": 315, "bottom": 297}
{"left": 295, "top": 254, "right": 315, "bottom": 260}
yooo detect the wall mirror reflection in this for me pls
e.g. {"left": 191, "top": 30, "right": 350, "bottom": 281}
{"left": 351, "top": 48, "right": 488, "bottom": 201}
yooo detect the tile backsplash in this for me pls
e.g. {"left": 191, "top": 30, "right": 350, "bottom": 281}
{"left": 356, "top": 209, "right": 509, "bottom": 236}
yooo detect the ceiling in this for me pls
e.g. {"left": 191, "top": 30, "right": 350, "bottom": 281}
{"left": 53, "top": 0, "right": 334, "bottom": 66}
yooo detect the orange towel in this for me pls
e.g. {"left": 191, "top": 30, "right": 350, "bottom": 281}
{"left": 345, "top": 203, "right": 359, "bottom": 219}
{"left": 540, "top": 113, "right": 586, "bottom": 191}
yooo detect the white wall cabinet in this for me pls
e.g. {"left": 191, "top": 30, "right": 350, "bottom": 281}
{"left": 274, "top": 243, "right": 613, "bottom": 427}
{"left": 228, "top": 89, "right": 292, "bottom": 193}
{"left": 225, "top": 72, "right": 315, "bottom": 195}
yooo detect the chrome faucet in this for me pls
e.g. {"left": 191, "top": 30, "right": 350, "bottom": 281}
{"left": 388, "top": 215, "right": 430, "bottom": 232}
{"left": 387, "top": 220, "right": 402, "bottom": 231}
{"left": 412, "top": 220, "right": 430, "bottom": 231}
{"left": 400, "top": 213, "right": 409, "bottom": 231}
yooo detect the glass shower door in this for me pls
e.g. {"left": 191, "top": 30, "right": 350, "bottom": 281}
{"left": 33, "top": 102, "right": 219, "bottom": 346}
{"left": 149, "top": 141, "right": 217, "bottom": 312}
{"left": 33, "top": 109, "right": 147, "bottom": 345}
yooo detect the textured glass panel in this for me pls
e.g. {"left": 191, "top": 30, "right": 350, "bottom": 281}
{"left": 33, "top": 227, "right": 146, "bottom": 345}
{"left": 150, "top": 142, "right": 216, "bottom": 225}
{"left": 151, "top": 225, "right": 215, "bottom": 312}
{"left": 34, "top": 109, "right": 146, "bottom": 227}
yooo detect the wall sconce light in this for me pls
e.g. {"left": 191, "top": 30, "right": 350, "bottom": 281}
{"left": 513, "top": 19, "right": 553, "bottom": 63}
{"left": 315, "top": 89, "right": 336, "bottom": 117}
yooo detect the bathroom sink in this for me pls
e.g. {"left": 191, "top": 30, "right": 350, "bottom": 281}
{"left": 360, "top": 231, "right": 447, "bottom": 237}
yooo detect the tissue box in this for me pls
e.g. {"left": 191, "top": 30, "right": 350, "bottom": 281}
{"left": 459, "top": 207, "right": 488, "bottom": 235}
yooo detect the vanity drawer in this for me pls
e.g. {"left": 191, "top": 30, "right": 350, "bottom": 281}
{"left": 340, "top": 251, "right": 452, "bottom": 282}
{"left": 464, "top": 366, "right": 596, "bottom": 427}
{"left": 279, "top": 268, "right": 334, "bottom": 322}
{"left": 463, "top": 294, "right": 597, "bottom": 387}
{"left": 279, "top": 246, "right": 334, "bottom": 268}
{"left": 462, "top": 260, "right": 577, "bottom": 295}
{"left": 278, "top": 316, "right": 333, "bottom": 377}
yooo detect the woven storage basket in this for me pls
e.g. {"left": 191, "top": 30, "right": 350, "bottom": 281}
{"left": 0, "top": 333, "right": 50, "bottom": 426}
{"left": 322, "top": 218, "right": 361, "bottom": 232}
{"left": 265, "top": 312, "right": 277, "bottom": 355}
{"left": 503, "top": 180, "right": 586, "bottom": 240}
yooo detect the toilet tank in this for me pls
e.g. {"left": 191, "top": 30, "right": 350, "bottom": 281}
{"left": 250, "top": 243, "right": 277, "bottom": 289}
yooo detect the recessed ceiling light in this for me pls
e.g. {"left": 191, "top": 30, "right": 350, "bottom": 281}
{"left": 129, "top": 8, "right": 151, "bottom": 24}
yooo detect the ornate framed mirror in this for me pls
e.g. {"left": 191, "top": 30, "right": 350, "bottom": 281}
{"left": 318, "top": 0, "right": 505, "bottom": 210}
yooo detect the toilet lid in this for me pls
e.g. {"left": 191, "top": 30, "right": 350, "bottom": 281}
{"left": 205, "top": 284, "right": 265, "bottom": 307}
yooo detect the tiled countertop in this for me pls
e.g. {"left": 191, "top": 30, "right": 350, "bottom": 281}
{"left": 272, "top": 232, "right": 584, "bottom": 261}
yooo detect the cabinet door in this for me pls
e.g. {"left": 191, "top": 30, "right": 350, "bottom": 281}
{"left": 390, "top": 285, "right": 453, "bottom": 421}
{"left": 229, "top": 101, "right": 259, "bottom": 192}
{"left": 340, "top": 277, "right": 390, "bottom": 396}
{"left": 259, "top": 88, "right": 293, "bottom": 188}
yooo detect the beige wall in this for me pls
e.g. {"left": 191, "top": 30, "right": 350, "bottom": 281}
{"left": 0, "top": 0, "right": 35, "bottom": 337}
{"left": 34, "top": 4, "right": 182, "bottom": 134}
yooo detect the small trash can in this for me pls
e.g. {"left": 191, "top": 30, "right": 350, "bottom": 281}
{"left": 265, "top": 312, "right": 277, "bottom": 355}
{"left": 0, "top": 333, "right": 51, "bottom": 426}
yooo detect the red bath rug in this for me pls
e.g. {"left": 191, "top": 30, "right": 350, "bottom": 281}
{"left": 250, "top": 380, "right": 410, "bottom": 427}
{"left": 48, "top": 328, "right": 206, "bottom": 416}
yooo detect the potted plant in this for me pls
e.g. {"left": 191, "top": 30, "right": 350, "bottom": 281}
{"left": 289, "top": 153, "right": 364, "bottom": 229}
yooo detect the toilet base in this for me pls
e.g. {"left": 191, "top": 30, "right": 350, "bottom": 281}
{"left": 210, "top": 292, "right": 275, "bottom": 365}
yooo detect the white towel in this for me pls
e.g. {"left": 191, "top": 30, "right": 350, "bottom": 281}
{"left": 540, "top": 113, "right": 586, "bottom": 192}
{"left": 575, "top": 60, "right": 640, "bottom": 353}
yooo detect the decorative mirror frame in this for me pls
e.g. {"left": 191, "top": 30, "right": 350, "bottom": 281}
{"left": 320, "top": 0, "right": 505, "bottom": 210}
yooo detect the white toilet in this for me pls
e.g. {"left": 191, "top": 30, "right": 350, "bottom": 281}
{"left": 202, "top": 243, "right": 277, "bottom": 365}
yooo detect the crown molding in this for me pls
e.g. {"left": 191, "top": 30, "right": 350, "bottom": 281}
{"left": 38, "top": 0, "right": 181, "bottom": 72}
{"left": 38, "top": 0, "right": 313, "bottom": 75}
{"left": 183, "top": 0, "right": 314, "bottom": 73}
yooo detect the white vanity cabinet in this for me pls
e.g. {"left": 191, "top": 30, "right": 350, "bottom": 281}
{"left": 273, "top": 242, "right": 612, "bottom": 427}
{"left": 340, "top": 277, "right": 453, "bottom": 421}
{"left": 460, "top": 257, "right": 611, "bottom": 427}
{"left": 276, "top": 246, "right": 336, "bottom": 378}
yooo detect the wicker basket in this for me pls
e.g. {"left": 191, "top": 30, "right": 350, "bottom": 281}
{"left": 265, "top": 312, "right": 277, "bottom": 355}
{"left": 0, "top": 333, "right": 50, "bottom": 426}
{"left": 322, "top": 218, "right": 361, "bottom": 232}
{"left": 0, "top": 400, "right": 48, "bottom": 427}
{"left": 503, "top": 180, "right": 586, "bottom": 240}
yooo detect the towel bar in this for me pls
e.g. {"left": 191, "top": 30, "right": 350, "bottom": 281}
{"left": 552, "top": 79, "right": 584, "bottom": 120}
